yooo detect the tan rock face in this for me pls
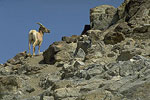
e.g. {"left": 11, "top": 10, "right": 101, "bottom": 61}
{"left": 90, "top": 5, "right": 118, "bottom": 30}
{"left": 43, "top": 41, "right": 77, "bottom": 64}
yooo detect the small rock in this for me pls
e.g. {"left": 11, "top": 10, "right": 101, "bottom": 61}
{"left": 74, "top": 61, "right": 85, "bottom": 69}
{"left": 54, "top": 87, "right": 80, "bottom": 99}
{"left": 75, "top": 48, "right": 86, "bottom": 60}
{"left": 43, "top": 96, "right": 54, "bottom": 100}
{"left": 117, "top": 51, "right": 133, "bottom": 61}
{"left": 26, "top": 86, "right": 35, "bottom": 93}
{"left": 107, "top": 53, "right": 115, "bottom": 57}
{"left": 75, "top": 36, "right": 92, "bottom": 54}
{"left": 63, "top": 63, "right": 72, "bottom": 69}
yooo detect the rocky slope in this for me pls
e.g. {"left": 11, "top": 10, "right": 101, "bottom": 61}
{"left": 0, "top": 0, "right": 150, "bottom": 100}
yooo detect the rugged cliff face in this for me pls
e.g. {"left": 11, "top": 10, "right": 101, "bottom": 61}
{"left": 0, "top": 0, "right": 150, "bottom": 100}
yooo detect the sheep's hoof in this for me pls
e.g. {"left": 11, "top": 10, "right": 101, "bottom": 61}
{"left": 32, "top": 54, "right": 36, "bottom": 57}
{"left": 39, "top": 52, "right": 43, "bottom": 55}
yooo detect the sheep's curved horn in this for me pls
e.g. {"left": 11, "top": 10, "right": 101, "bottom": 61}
{"left": 37, "top": 22, "right": 45, "bottom": 27}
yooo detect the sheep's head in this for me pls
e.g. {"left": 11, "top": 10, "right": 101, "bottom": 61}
{"left": 37, "top": 22, "right": 50, "bottom": 33}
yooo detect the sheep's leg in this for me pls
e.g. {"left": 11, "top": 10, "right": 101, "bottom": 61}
{"left": 33, "top": 42, "right": 37, "bottom": 56}
{"left": 33, "top": 45, "right": 35, "bottom": 56}
{"left": 38, "top": 45, "right": 41, "bottom": 55}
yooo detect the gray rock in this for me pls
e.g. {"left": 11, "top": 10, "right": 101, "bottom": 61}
{"left": 6, "top": 51, "right": 28, "bottom": 65}
{"left": 54, "top": 87, "right": 80, "bottom": 99}
{"left": 23, "top": 96, "right": 40, "bottom": 100}
{"left": 117, "top": 51, "right": 133, "bottom": 61}
{"left": 77, "top": 89, "right": 114, "bottom": 100}
{"left": 74, "top": 61, "right": 85, "bottom": 70}
{"left": 0, "top": 76, "right": 20, "bottom": 93}
{"left": 43, "top": 96, "right": 54, "bottom": 100}
{"left": 43, "top": 41, "right": 77, "bottom": 64}
{"left": 85, "top": 42, "right": 106, "bottom": 64}
{"left": 85, "top": 30, "right": 102, "bottom": 44}
{"left": 114, "top": 22, "right": 131, "bottom": 36}
{"left": 26, "top": 86, "right": 35, "bottom": 93}
{"left": 104, "top": 31, "right": 125, "bottom": 45}
{"left": 121, "top": 82, "right": 150, "bottom": 100}
{"left": 0, "top": 95, "right": 18, "bottom": 100}
{"left": 75, "top": 64, "right": 104, "bottom": 80}
{"left": 107, "top": 53, "right": 115, "bottom": 57}
{"left": 0, "top": 66, "right": 13, "bottom": 75}
{"left": 40, "top": 87, "right": 53, "bottom": 98}
{"left": 74, "top": 48, "right": 85, "bottom": 61}
{"left": 61, "top": 97, "right": 78, "bottom": 100}
{"left": 133, "top": 25, "right": 150, "bottom": 33}
{"left": 90, "top": 5, "right": 118, "bottom": 30}
{"left": 61, "top": 64, "right": 76, "bottom": 79}
{"left": 51, "top": 80, "right": 74, "bottom": 90}
{"left": 75, "top": 35, "right": 91, "bottom": 54}
{"left": 39, "top": 73, "right": 61, "bottom": 89}
{"left": 117, "top": 0, "right": 130, "bottom": 21}
{"left": 62, "top": 35, "right": 79, "bottom": 43}
{"left": 124, "top": 0, "right": 150, "bottom": 26}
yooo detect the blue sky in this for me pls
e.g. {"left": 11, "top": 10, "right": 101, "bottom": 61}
{"left": 0, "top": 0, "right": 123, "bottom": 63}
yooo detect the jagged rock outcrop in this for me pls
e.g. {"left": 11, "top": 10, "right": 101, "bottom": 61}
{"left": 90, "top": 5, "right": 118, "bottom": 30}
{"left": 116, "top": 0, "right": 150, "bottom": 39}
{"left": 118, "top": 0, "right": 150, "bottom": 25}
{"left": 43, "top": 41, "right": 77, "bottom": 64}
{"left": 62, "top": 35, "right": 79, "bottom": 43}
{"left": 1, "top": 0, "right": 150, "bottom": 100}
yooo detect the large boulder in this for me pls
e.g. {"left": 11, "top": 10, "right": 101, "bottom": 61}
{"left": 118, "top": 0, "right": 150, "bottom": 26}
{"left": 116, "top": 0, "right": 150, "bottom": 39}
{"left": 90, "top": 5, "right": 118, "bottom": 30}
{"left": 43, "top": 41, "right": 77, "bottom": 64}
{"left": 104, "top": 31, "right": 125, "bottom": 45}
{"left": 117, "top": 0, "right": 130, "bottom": 21}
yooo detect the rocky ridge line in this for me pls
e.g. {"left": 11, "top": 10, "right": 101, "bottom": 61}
{"left": 0, "top": 0, "right": 150, "bottom": 100}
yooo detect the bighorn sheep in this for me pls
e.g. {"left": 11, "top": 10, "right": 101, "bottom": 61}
{"left": 29, "top": 23, "right": 50, "bottom": 56}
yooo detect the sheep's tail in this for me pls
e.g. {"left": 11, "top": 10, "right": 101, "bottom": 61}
{"left": 29, "top": 30, "right": 34, "bottom": 39}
